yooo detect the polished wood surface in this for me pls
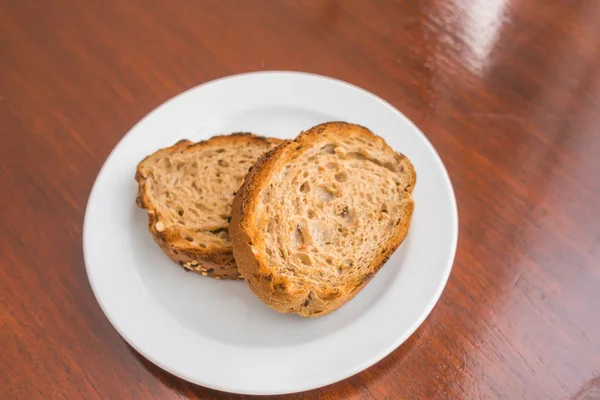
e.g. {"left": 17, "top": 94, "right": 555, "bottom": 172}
{"left": 1, "top": 0, "right": 599, "bottom": 399}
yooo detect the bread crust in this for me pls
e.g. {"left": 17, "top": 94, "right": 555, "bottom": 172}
{"left": 136, "top": 134, "right": 285, "bottom": 279}
{"left": 230, "top": 122, "right": 416, "bottom": 315}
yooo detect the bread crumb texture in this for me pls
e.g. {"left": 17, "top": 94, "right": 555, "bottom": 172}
{"left": 136, "top": 134, "right": 284, "bottom": 279}
{"left": 232, "top": 122, "right": 415, "bottom": 316}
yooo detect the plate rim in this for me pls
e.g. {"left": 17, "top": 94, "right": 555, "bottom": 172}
{"left": 83, "top": 70, "right": 458, "bottom": 395}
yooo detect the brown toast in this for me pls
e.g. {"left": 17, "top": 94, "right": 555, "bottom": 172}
{"left": 230, "top": 122, "right": 415, "bottom": 315}
{"left": 136, "top": 133, "right": 284, "bottom": 279}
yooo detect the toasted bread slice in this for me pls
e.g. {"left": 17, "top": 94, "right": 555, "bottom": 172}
{"left": 230, "top": 122, "right": 415, "bottom": 315}
{"left": 136, "top": 134, "right": 284, "bottom": 279}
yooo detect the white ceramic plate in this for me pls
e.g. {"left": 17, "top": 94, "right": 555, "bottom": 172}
{"left": 83, "top": 71, "right": 458, "bottom": 395}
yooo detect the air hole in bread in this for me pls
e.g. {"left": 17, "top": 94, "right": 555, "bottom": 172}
{"left": 184, "top": 234, "right": 194, "bottom": 242}
{"left": 348, "top": 151, "right": 398, "bottom": 173}
{"left": 215, "top": 148, "right": 225, "bottom": 153}
{"left": 178, "top": 209, "right": 184, "bottom": 217}
{"left": 321, "top": 144, "right": 335, "bottom": 154}
{"left": 307, "top": 209, "right": 315, "bottom": 219}
{"left": 347, "top": 151, "right": 366, "bottom": 161}
{"left": 298, "top": 253, "right": 312, "bottom": 266}
{"left": 210, "top": 227, "right": 229, "bottom": 240}
{"left": 300, "top": 182, "right": 310, "bottom": 193}
{"left": 218, "top": 159, "right": 229, "bottom": 167}
{"left": 334, "top": 172, "right": 348, "bottom": 182}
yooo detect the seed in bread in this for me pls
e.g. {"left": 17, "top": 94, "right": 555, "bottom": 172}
{"left": 230, "top": 122, "right": 415, "bottom": 316}
{"left": 136, "top": 134, "right": 285, "bottom": 279}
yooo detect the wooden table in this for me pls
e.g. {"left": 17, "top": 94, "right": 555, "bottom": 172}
{"left": 1, "top": 1, "right": 599, "bottom": 399}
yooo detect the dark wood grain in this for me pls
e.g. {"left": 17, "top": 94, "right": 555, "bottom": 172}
{"left": 1, "top": 0, "right": 599, "bottom": 399}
